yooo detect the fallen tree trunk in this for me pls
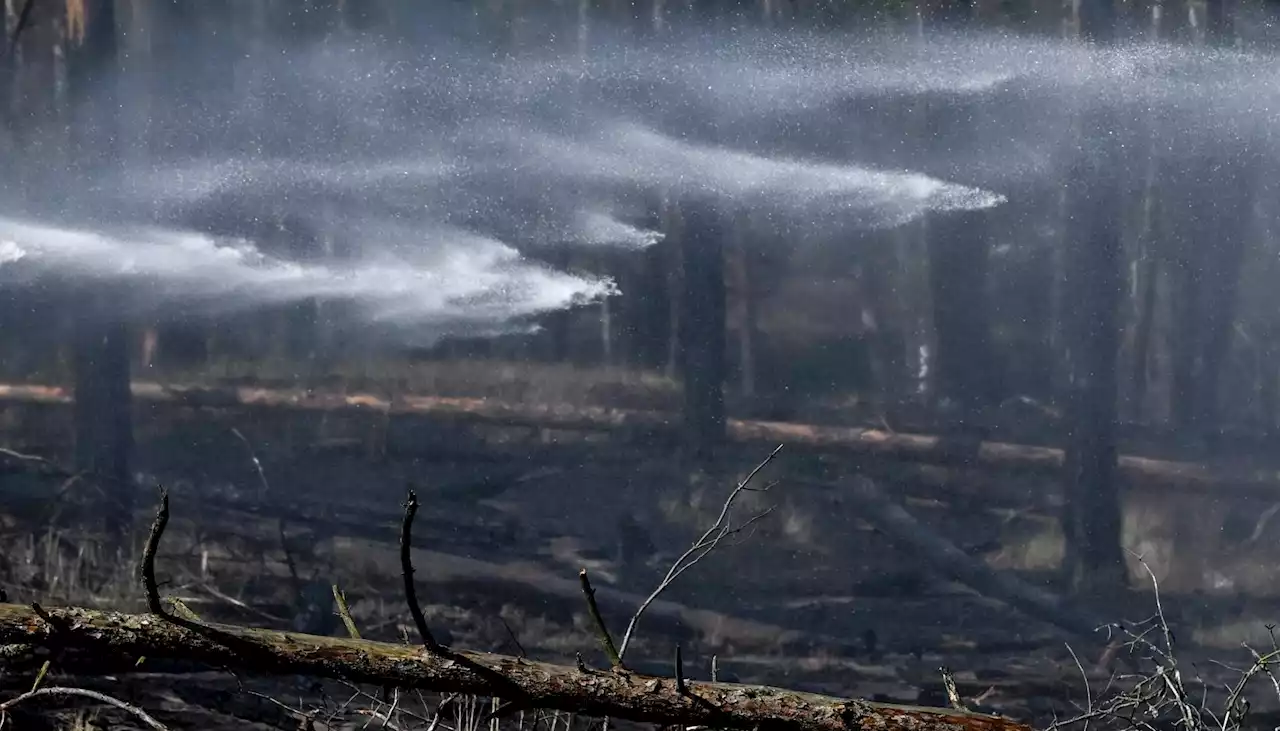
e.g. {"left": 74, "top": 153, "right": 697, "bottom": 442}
{"left": 0, "top": 603, "right": 1030, "bottom": 731}
{"left": 804, "top": 476, "right": 1104, "bottom": 638}
{"left": 0, "top": 381, "right": 1263, "bottom": 496}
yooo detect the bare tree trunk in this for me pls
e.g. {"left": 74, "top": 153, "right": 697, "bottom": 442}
{"left": 67, "top": 0, "right": 134, "bottom": 542}
{"left": 665, "top": 198, "right": 683, "bottom": 380}
{"left": 1, "top": 0, "right": 18, "bottom": 151}
{"left": 729, "top": 215, "right": 758, "bottom": 398}
{"left": 1126, "top": 2, "right": 1164, "bottom": 422}
{"left": 1260, "top": 341, "right": 1278, "bottom": 433}
{"left": 1190, "top": 0, "right": 1248, "bottom": 430}
{"left": 927, "top": 208, "right": 998, "bottom": 416}
{"left": 1060, "top": 0, "right": 1127, "bottom": 596}
{"left": 1162, "top": 0, "right": 1248, "bottom": 434}
{"left": 678, "top": 199, "right": 727, "bottom": 460}
{"left": 918, "top": 2, "right": 997, "bottom": 422}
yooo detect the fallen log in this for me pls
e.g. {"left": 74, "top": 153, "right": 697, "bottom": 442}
{"left": 802, "top": 476, "right": 1104, "bottom": 639}
{"left": 0, "top": 381, "right": 1265, "bottom": 496}
{"left": 0, "top": 603, "right": 1031, "bottom": 731}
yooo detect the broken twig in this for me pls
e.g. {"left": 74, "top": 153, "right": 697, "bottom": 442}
{"left": 333, "top": 585, "right": 362, "bottom": 640}
{"left": 140, "top": 489, "right": 170, "bottom": 616}
{"left": 401, "top": 490, "right": 440, "bottom": 650}
{"left": 0, "top": 686, "right": 170, "bottom": 730}
{"left": 579, "top": 569, "right": 623, "bottom": 669}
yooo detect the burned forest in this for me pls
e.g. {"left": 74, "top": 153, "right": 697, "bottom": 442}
{"left": 4, "top": 0, "right": 1280, "bottom": 729}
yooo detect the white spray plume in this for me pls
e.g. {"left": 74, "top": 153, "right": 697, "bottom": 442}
{"left": 0, "top": 216, "right": 614, "bottom": 333}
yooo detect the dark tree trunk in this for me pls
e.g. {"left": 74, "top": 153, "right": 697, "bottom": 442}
{"left": 1060, "top": 0, "right": 1126, "bottom": 596}
{"left": 632, "top": 237, "right": 674, "bottom": 369}
{"left": 1169, "top": 222, "right": 1201, "bottom": 429}
{"left": 1021, "top": 221, "right": 1057, "bottom": 402}
{"left": 1193, "top": 162, "right": 1252, "bottom": 431}
{"left": 67, "top": 0, "right": 134, "bottom": 541}
{"left": 678, "top": 198, "right": 727, "bottom": 460}
{"left": 1205, "top": 0, "right": 1236, "bottom": 40}
{"left": 1130, "top": 245, "right": 1159, "bottom": 421}
{"left": 1164, "top": 154, "right": 1254, "bottom": 432}
{"left": 1191, "top": 0, "right": 1249, "bottom": 432}
{"left": 927, "top": 209, "right": 999, "bottom": 417}
{"left": 1260, "top": 343, "right": 1279, "bottom": 434}
{"left": 730, "top": 219, "right": 759, "bottom": 398}
{"left": 918, "top": 0, "right": 997, "bottom": 423}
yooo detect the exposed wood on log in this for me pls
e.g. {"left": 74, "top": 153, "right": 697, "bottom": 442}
{"left": 0, "top": 381, "right": 1267, "bottom": 496}
{"left": 0, "top": 603, "right": 1032, "bottom": 731}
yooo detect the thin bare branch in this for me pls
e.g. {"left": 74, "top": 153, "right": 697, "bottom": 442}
{"left": 0, "top": 686, "right": 170, "bottom": 730}
{"left": 617, "top": 445, "right": 782, "bottom": 660}
{"left": 333, "top": 584, "right": 362, "bottom": 640}
{"left": 401, "top": 490, "right": 439, "bottom": 650}
{"left": 140, "top": 489, "right": 170, "bottom": 616}
{"left": 578, "top": 569, "right": 622, "bottom": 669}
{"left": 229, "top": 427, "right": 271, "bottom": 503}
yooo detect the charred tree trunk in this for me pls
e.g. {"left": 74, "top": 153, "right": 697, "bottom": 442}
{"left": 729, "top": 215, "right": 759, "bottom": 398}
{"left": 1, "top": 0, "right": 18, "bottom": 147}
{"left": 67, "top": 0, "right": 134, "bottom": 541}
{"left": 1192, "top": 158, "right": 1252, "bottom": 431}
{"left": 1060, "top": 0, "right": 1127, "bottom": 595}
{"left": 1204, "top": 0, "right": 1236, "bottom": 40}
{"left": 633, "top": 215, "right": 675, "bottom": 370}
{"left": 1164, "top": 0, "right": 1248, "bottom": 433}
{"left": 919, "top": 1, "right": 997, "bottom": 422}
{"left": 1124, "top": 0, "right": 1163, "bottom": 423}
{"left": 1190, "top": 0, "right": 1248, "bottom": 432}
{"left": 678, "top": 198, "right": 727, "bottom": 459}
{"left": 927, "top": 209, "right": 998, "bottom": 417}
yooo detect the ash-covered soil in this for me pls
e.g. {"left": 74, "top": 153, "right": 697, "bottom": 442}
{"left": 3, "top": 394, "right": 1280, "bottom": 729}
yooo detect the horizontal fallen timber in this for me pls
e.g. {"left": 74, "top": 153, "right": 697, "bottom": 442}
{"left": 0, "top": 382, "right": 1259, "bottom": 496}
{"left": 0, "top": 604, "right": 1030, "bottom": 731}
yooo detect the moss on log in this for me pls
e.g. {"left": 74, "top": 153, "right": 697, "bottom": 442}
{"left": 0, "top": 603, "right": 1031, "bottom": 731}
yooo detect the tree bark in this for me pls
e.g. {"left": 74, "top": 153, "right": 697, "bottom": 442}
{"left": 1126, "top": 0, "right": 1162, "bottom": 424}
{"left": 1058, "top": 0, "right": 1127, "bottom": 596}
{"left": 919, "top": 0, "right": 997, "bottom": 420}
{"left": 0, "top": 603, "right": 1032, "bottom": 731}
{"left": 67, "top": 0, "right": 134, "bottom": 541}
{"left": 730, "top": 216, "right": 758, "bottom": 399}
{"left": 678, "top": 198, "right": 728, "bottom": 459}
{"left": 926, "top": 208, "right": 998, "bottom": 416}
{"left": 1181, "top": 0, "right": 1249, "bottom": 433}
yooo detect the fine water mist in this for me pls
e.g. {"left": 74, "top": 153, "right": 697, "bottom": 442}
{"left": 4, "top": 19, "right": 1280, "bottom": 339}
{"left": 0, "top": 217, "right": 613, "bottom": 333}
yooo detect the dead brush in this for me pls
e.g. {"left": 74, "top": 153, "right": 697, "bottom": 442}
{"left": 354, "top": 690, "right": 591, "bottom": 731}
{"left": 1050, "top": 555, "right": 1280, "bottom": 731}
{"left": 2, "top": 526, "right": 142, "bottom": 610}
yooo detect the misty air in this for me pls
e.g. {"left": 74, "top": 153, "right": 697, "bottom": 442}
{"left": 0, "top": 1, "right": 1278, "bottom": 729}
